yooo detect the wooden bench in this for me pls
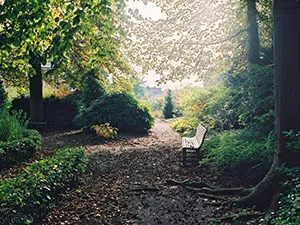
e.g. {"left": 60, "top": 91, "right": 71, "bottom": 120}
{"left": 182, "top": 124, "right": 207, "bottom": 164}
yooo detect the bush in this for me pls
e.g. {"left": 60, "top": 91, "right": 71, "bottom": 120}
{"left": 11, "top": 93, "right": 79, "bottom": 128}
{"left": 0, "top": 79, "right": 7, "bottom": 110}
{"left": 75, "top": 92, "right": 154, "bottom": 133}
{"left": 0, "top": 108, "right": 29, "bottom": 142}
{"left": 91, "top": 123, "right": 118, "bottom": 139}
{"left": 271, "top": 131, "right": 300, "bottom": 224}
{"left": 0, "top": 147, "right": 87, "bottom": 224}
{"left": 271, "top": 167, "right": 300, "bottom": 225}
{"left": 174, "top": 85, "right": 233, "bottom": 133}
{"left": 201, "top": 129, "right": 274, "bottom": 170}
{"left": 0, "top": 129, "right": 42, "bottom": 169}
{"left": 171, "top": 117, "right": 199, "bottom": 137}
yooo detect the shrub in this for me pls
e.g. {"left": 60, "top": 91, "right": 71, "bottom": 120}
{"left": 91, "top": 123, "right": 118, "bottom": 139}
{"left": 271, "top": 131, "right": 300, "bottom": 224}
{"left": 174, "top": 85, "right": 233, "bottom": 133}
{"left": 75, "top": 92, "right": 154, "bottom": 133}
{"left": 11, "top": 93, "right": 79, "bottom": 128}
{"left": 0, "top": 129, "right": 42, "bottom": 169}
{"left": 201, "top": 129, "right": 274, "bottom": 170}
{"left": 0, "top": 79, "right": 7, "bottom": 110}
{"left": 0, "top": 147, "right": 87, "bottom": 224}
{"left": 0, "top": 108, "right": 29, "bottom": 142}
{"left": 171, "top": 117, "right": 198, "bottom": 137}
{"left": 271, "top": 165, "right": 300, "bottom": 225}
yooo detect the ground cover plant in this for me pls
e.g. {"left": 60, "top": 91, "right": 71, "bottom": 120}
{"left": 0, "top": 147, "right": 87, "bottom": 225}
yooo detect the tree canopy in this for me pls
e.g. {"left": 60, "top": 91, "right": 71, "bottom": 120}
{"left": 123, "top": 0, "right": 273, "bottom": 85}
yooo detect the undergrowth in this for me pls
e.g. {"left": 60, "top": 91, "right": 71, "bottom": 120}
{"left": 201, "top": 129, "right": 274, "bottom": 170}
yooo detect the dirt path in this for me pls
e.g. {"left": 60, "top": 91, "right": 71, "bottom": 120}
{"left": 41, "top": 120, "right": 248, "bottom": 225}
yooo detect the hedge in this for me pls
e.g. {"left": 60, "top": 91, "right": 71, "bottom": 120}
{"left": 0, "top": 129, "right": 42, "bottom": 169}
{"left": 11, "top": 93, "right": 80, "bottom": 128}
{"left": 0, "top": 147, "right": 87, "bottom": 224}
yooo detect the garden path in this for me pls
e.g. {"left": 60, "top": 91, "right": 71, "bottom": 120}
{"left": 41, "top": 119, "right": 253, "bottom": 224}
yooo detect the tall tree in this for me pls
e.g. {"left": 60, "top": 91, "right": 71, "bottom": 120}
{"left": 0, "top": 0, "right": 130, "bottom": 125}
{"left": 233, "top": 0, "right": 300, "bottom": 209}
{"left": 246, "top": 0, "right": 260, "bottom": 64}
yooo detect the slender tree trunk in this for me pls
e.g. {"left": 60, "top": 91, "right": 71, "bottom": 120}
{"left": 29, "top": 52, "right": 44, "bottom": 123}
{"left": 237, "top": 0, "right": 300, "bottom": 209}
{"left": 246, "top": 0, "right": 260, "bottom": 64}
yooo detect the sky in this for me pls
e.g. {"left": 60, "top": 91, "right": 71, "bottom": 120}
{"left": 125, "top": 0, "right": 203, "bottom": 90}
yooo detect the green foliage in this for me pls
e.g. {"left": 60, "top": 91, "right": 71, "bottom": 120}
{"left": 201, "top": 129, "right": 274, "bottom": 169}
{"left": 0, "top": 107, "right": 29, "bottom": 142}
{"left": 91, "top": 123, "right": 118, "bottom": 139}
{"left": 81, "top": 69, "right": 106, "bottom": 107}
{"left": 271, "top": 167, "right": 300, "bottom": 225}
{"left": 134, "top": 85, "right": 164, "bottom": 118}
{"left": 173, "top": 85, "right": 232, "bottom": 133}
{"left": 171, "top": 117, "right": 198, "bottom": 137}
{"left": 11, "top": 93, "right": 80, "bottom": 128}
{"left": 75, "top": 92, "right": 154, "bottom": 134}
{"left": 0, "top": 147, "right": 87, "bottom": 224}
{"left": 271, "top": 131, "right": 300, "bottom": 224}
{"left": 0, "top": 80, "right": 7, "bottom": 110}
{"left": 224, "top": 64, "right": 274, "bottom": 134}
{"left": 283, "top": 130, "right": 300, "bottom": 152}
{"left": 0, "top": 129, "right": 42, "bottom": 169}
{"left": 163, "top": 90, "right": 174, "bottom": 119}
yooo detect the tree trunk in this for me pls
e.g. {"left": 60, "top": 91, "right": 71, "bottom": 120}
{"left": 274, "top": 0, "right": 300, "bottom": 166}
{"left": 237, "top": 0, "right": 300, "bottom": 209}
{"left": 29, "top": 52, "right": 44, "bottom": 123}
{"left": 246, "top": 0, "right": 260, "bottom": 64}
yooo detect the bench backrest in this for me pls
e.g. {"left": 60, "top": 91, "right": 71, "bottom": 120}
{"left": 195, "top": 124, "right": 207, "bottom": 146}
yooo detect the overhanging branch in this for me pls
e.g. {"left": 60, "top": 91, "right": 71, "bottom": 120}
{"left": 165, "top": 29, "right": 247, "bottom": 46}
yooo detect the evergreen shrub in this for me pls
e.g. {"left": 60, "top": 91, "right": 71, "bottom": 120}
{"left": 163, "top": 90, "right": 173, "bottom": 119}
{"left": 0, "top": 147, "right": 87, "bottom": 224}
{"left": 75, "top": 93, "right": 154, "bottom": 133}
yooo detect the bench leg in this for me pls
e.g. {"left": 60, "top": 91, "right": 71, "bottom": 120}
{"left": 196, "top": 150, "right": 200, "bottom": 161}
{"left": 182, "top": 148, "right": 187, "bottom": 165}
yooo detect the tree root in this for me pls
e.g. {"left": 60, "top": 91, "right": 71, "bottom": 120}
{"left": 129, "top": 186, "right": 160, "bottom": 192}
{"left": 187, "top": 186, "right": 252, "bottom": 196}
{"left": 165, "top": 179, "right": 212, "bottom": 188}
{"left": 165, "top": 179, "right": 251, "bottom": 196}
{"left": 196, "top": 193, "right": 227, "bottom": 201}
{"left": 210, "top": 212, "right": 265, "bottom": 224}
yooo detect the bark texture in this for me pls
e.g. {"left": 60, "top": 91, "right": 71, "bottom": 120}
{"left": 29, "top": 52, "right": 44, "bottom": 123}
{"left": 247, "top": 0, "right": 260, "bottom": 64}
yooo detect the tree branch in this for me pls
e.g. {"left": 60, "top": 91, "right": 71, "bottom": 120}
{"left": 165, "top": 29, "right": 247, "bottom": 46}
